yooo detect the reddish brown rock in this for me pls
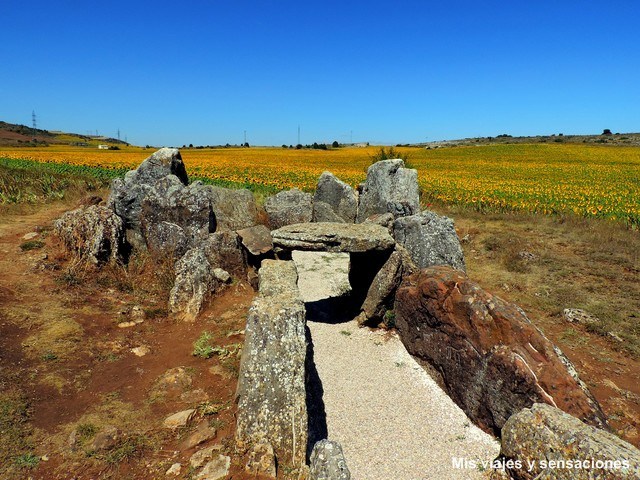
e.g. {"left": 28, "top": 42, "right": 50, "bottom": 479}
{"left": 394, "top": 266, "right": 607, "bottom": 435}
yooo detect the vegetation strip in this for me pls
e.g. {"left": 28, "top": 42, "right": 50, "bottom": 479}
{"left": 1, "top": 142, "right": 639, "bottom": 228}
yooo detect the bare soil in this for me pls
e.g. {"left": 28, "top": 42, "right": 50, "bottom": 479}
{"left": 0, "top": 200, "right": 269, "bottom": 479}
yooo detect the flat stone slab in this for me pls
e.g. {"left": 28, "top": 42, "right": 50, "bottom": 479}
{"left": 292, "top": 251, "right": 351, "bottom": 303}
{"left": 272, "top": 222, "right": 394, "bottom": 253}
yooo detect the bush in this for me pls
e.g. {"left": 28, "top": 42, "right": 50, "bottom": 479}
{"left": 332, "top": 141, "right": 339, "bottom": 148}
{"left": 370, "top": 146, "right": 408, "bottom": 164}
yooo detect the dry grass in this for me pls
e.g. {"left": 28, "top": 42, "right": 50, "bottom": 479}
{"left": 443, "top": 205, "right": 640, "bottom": 357}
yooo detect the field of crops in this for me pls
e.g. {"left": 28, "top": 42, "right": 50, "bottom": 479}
{"left": 1, "top": 143, "right": 639, "bottom": 227}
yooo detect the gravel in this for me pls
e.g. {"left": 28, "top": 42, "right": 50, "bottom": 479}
{"left": 308, "top": 319, "right": 500, "bottom": 480}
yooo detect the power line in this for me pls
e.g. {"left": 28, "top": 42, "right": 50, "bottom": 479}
{"left": 32, "top": 110, "right": 37, "bottom": 130}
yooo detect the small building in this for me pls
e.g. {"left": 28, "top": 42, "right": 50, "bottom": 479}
{"left": 98, "top": 144, "right": 109, "bottom": 149}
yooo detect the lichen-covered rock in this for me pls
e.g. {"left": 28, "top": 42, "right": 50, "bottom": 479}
{"left": 107, "top": 148, "right": 188, "bottom": 246}
{"left": 309, "top": 440, "right": 351, "bottom": 480}
{"left": 272, "top": 222, "right": 395, "bottom": 253}
{"left": 393, "top": 210, "right": 466, "bottom": 271}
{"left": 236, "top": 260, "right": 307, "bottom": 473}
{"left": 264, "top": 189, "right": 313, "bottom": 229}
{"left": 313, "top": 200, "right": 346, "bottom": 223}
{"left": 356, "top": 159, "right": 419, "bottom": 222}
{"left": 201, "top": 231, "right": 247, "bottom": 277}
{"left": 237, "top": 225, "right": 273, "bottom": 257}
{"left": 207, "top": 186, "right": 258, "bottom": 232}
{"left": 394, "top": 266, "right": 608, "bottom": 435}
{"left": 140, "top": 176, "right": 214, "bottom": 256}
{"left": 500, "top": 404, "right": 640, "bottom": 480}
{"left": 357, "top": 245, "right": 416, "bottom": 325}
{"left": 314, "top": 172, "right": 358, "bottom": 223}
{"left": 169, "top": 248, "right": 220, "bottom": 321}
{"left": 363, "top": 212, "right": 395, "bottom": 231}
{"left": 54, "top": 205, "right": 125, "bottom": 264}
{"left": 196, "top": 455, "right": 231, "bottom": 480}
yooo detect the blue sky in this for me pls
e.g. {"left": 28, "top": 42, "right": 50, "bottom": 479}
{"left": 1, "top": 1, "right": 638, "bottom": 146}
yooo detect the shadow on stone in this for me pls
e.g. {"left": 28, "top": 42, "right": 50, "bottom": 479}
{"left": 305, "top": 326, "right": 328, "bottom": 462}
{"left": 305, "top": 295, "right": 357, "bottom": 324}
{"left": 349, "top": 251, "right": 392, "bottom": 306}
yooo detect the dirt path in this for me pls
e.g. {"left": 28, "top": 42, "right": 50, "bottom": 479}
{"left": 308, "top": 319, "right": 499, "bottom": 480}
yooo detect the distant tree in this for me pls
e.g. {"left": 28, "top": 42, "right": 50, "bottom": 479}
{"left": 189, "top": 143, "right": 193, "bottom": 148}
{"left": 296, "top": 144, "right": 303, "bottom": 149}
{"left": 282, "top": 144, "right": 288, "bottom": 149}
{"left": 332, "top": 140, "right": 339, "bottom": 148}
{"left": 243, "top": 142, "right": 250, "bottom": 148}
{"left": 602, "top": 129, "right": 612, "bottom": 135}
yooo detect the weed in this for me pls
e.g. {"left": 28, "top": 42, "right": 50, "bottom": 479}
{"left": 198, "top": 400, "right": 229, "bottom": 416}
{"left": 383, "top": 310, "right": 396, "bottom": 329}
{"left": 339, "top": 330, "right": 351, "bottom": 336}
{"left": 20, "top": 240, "right": 44, "bottom": 251}
{"left": 193, "top": 331, "right": 215, "bottom": 358}
{"left": 77, "top": 423, "right": 98, "bottom": 439}
{"left": 41, "top": 351, "right": 58, "bottom": 361}
{"left": 193, "top": 333, "right": 241, "bottom": 360}
{"left": 14, "top": 452, "right": 40, "bottom": 469}
{"left": 104, "top": 434, "right": 149, "bottom": 464}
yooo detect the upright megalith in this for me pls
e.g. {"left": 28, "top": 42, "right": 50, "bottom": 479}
{"left": 264, "top": 188, "right": 313, "bottom": 229}
{"left": 395, "top": 266, "right": 608, "bottom": 435}
{"left": 206, "top": 186, "right": 258, "bottom": 232}
{"left": 236, "top": 260, "right": 308, "bottom": 475}
{"left": 356, "top": 244, "right": 417, "bottom": 325}
{"left": 393, "top": 210, "right": 466, "bottom": 271}
{"left": 314, "top": 172, "right": 358, "bottom": 223}
{"left": 169, "top": 247, "right": 224, "bottom": 322}
{"left": 140, "top": 176, "right": 214, "bottom": 257}
{"left": 356, "top": 159, "right": 420, "bottom": 222}
{"left": 107, "top": 147, "right": 188, "bottom": 247}
{"left": 309, "top": 440, "right": 351, "bottom": 480}
{"left": 54, "top": 205, "right": 126, "bottom": 265}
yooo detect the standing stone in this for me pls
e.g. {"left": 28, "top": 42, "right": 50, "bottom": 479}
{"left": 394, "top": 266, "right": 608, "bottom": 435}
{"left": 393, "top": 210, "right": 466, "bottom": 272}
{"left": 313, "top": 201, "right": 346, "bottom": 223}
{"left": 107, "top": 148, "right": 188, "bottom": 247}
{"left": 201, "top": 231, "right": 247, "bottom": 277}
{"left": 237, "top": 225, "right": 274, "bottom": 257}
{"left": 169, "top": 248, "right": 220, "bottom": 321}
{"left": 207, "top": 186, "right": 258, "bottom": 232}
{"left": 356, "top": 159, "right": 419, "bottom": 222}
{"left": 54, "top": 205, "right": 125, "bottom": 265}
{"left": 357, "top": 245, "right": 416, "bottom": 325}
{"left": 314, "top": 172, "right": 358, "bottom": 223}
{"left": 236, "top": 260, "right": 307, "bottom": 473}
{"left": 500, "top": 403, "right": 640, "bottom": 480}
{"left": 264, "top": 189, "right": 313, "bottom": 229}
{"left": 140, "top": 176, "right": 214, "bottom": 257}
{"left": 309, "top": 440, "right": 351, "bottom": 480}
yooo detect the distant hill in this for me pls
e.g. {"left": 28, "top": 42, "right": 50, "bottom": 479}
{"left": 0, "top": 121, "right": 129, "bottom": 147}
{"left": 407, "top": 131, "right": 640, "bottom": 148}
